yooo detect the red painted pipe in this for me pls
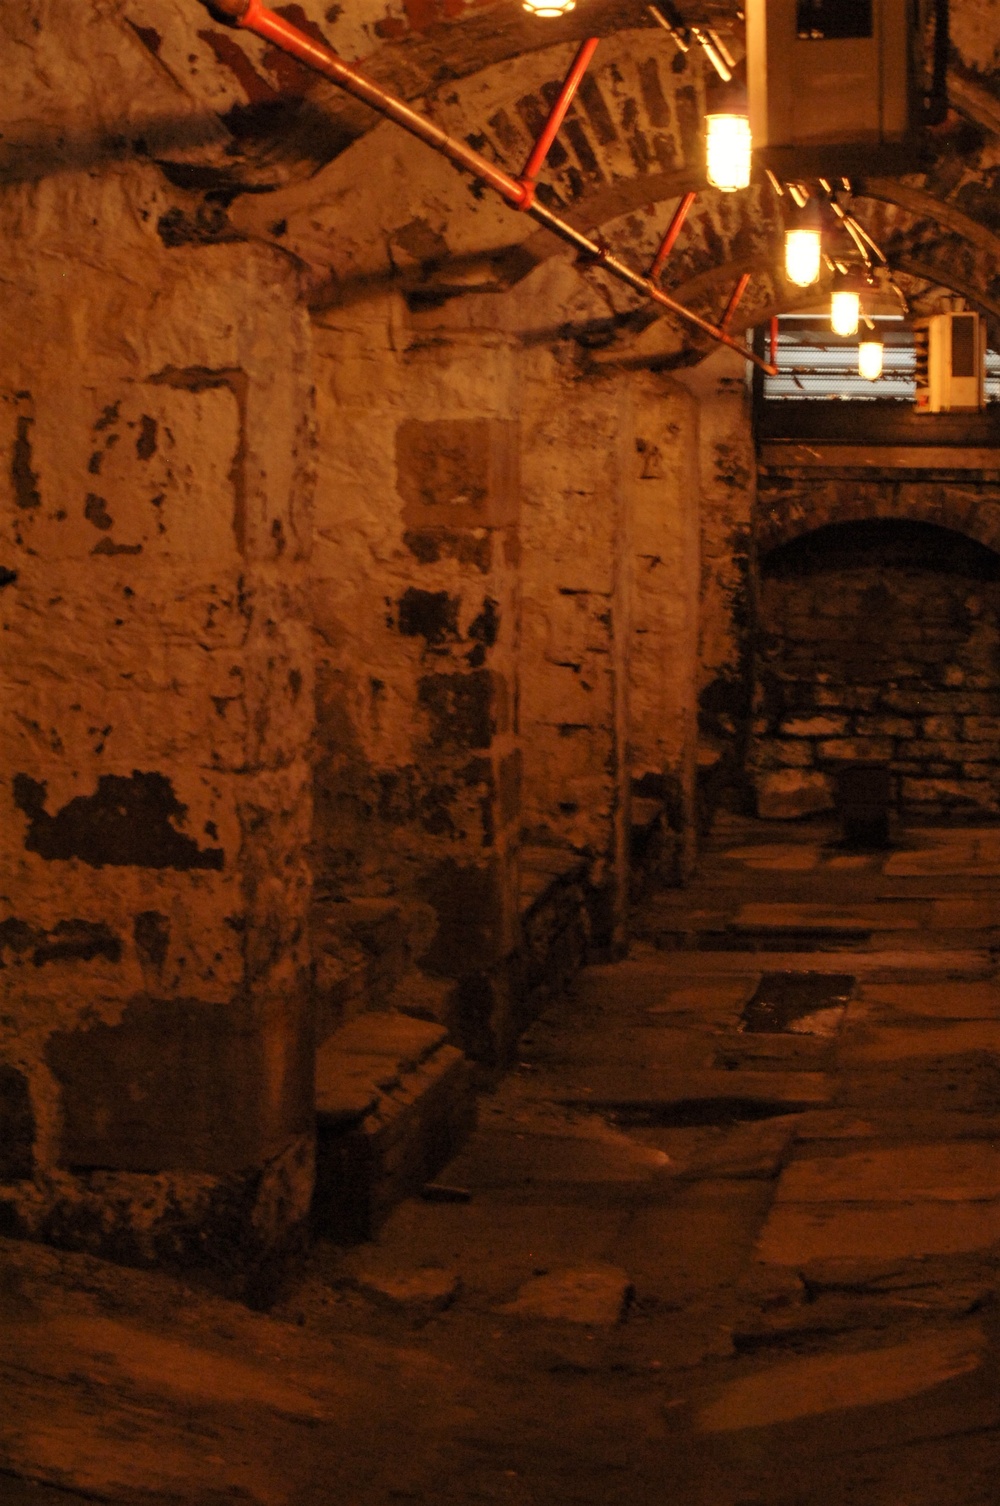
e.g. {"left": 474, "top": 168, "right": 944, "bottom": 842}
{"left": 648, "top": 191, "right": 696, "bottom": 281}
{"left": 720, "top": 271, "right": 751, "bottom": 331}
{"left": 520, "top": 37, "right": 599, "bottom": 203}
{"left": 217, "top": 0, "right": 531, "bottom": 207}
{"left": 769, "top": 314, "right": 780, "bottom": 369}
{"left": 199, "top": 0, "right": 778, "bottom": 375}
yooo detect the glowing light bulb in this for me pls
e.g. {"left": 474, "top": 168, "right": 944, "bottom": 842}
{"left": 831, "top": 288, "right": 860, "bottom": 338}
{"left": 785, "top": 226, "right": 822, "bottom": 287}
{"left": 522, "top": 0, "right": 575, "bottom": 14}
{"left": 705, "top": 112, "right": 752, "bottom": 193}
{"left": 858, "top": 340, "right": 884, "bottom": 380}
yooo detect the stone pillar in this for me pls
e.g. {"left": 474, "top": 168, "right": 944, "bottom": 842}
{"left": 0, "top": 169, "right": 315, "bottom": 1298}
{"left": 310, "top": 296, "right": 522, "bottom": 1064}
{"left": 519, "top": 351, "right": 632, "bottom": 954}
{"left": 626, "top": 370, "right": 701, "bottom": 879}
{"left": 678, "top": 347, "right": 757, "bottom": 824}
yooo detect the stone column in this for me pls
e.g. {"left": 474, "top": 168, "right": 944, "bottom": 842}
{"left": 626, "top": 370, "right": 701, "bottom": 879}
{"left": 310, "top": 296, "right": 522, "bottom": 1064}
{"left": 0, "top": 169, "right": 315, "bottom": 1298}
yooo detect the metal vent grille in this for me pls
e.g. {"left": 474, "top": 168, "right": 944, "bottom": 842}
{"left": 763, "top": 317, "right": 1000, "bottom": 402}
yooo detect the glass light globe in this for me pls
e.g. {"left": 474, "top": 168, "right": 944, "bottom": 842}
{"left": 522, "top": 0, "right": 575, "bottom": 13}
{"left": 858, "top": 340, "right": 884, "bottom": 380}
{"left": 705, "top": 112, "right": 752, "bottom": 193}
{"left": 785, "top": 226, "right": 822, "bottom": 287}
{"left": 831, "top": 288, "right": 860, "bottom": 337}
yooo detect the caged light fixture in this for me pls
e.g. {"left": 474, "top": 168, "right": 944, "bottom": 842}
{"left": 784, "top": 198, "right": 822, "bottom": 287}
{"left": 518, "top": 0, "right": 575, "bottom": 13}
{"left": 705, "top": 75, "right": 752, "bottom": 192}
{"left": 858, "top": 339, "right": 884, "bottom": 380}
{"left": 830, "top": 268, "right": 864, "bottom": 337}
{"left": 522, "top": 0, "right": 576, "bottom": 14}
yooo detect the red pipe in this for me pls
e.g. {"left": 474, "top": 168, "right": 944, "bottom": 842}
{"left": 720, "top": 271, "right": 751, "bottom": 331}
{"left": 769, "top": 314, "right": 780, "bottom": 369}
{"left": 520, "top": 38, "right": 599, "bottom": 206}
{"left": 648, "top": 191, "right": 696, "bottom": 281}
{"left": 215, "top": 0, "right": 531, "bottom": 207}
{"left": 200, "top": 0, "right": 778, "bottom": 375}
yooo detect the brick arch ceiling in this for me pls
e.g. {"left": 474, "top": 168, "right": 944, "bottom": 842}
{"left": 757, "top": 483, "right": 1000, "bottom": 558}
{"left": 120, "top": 1, "right": 1000, "bottom": 349}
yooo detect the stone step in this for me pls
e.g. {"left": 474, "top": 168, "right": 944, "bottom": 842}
{"left": 313, "top": 1011, "right": 476, "bottom": 1243}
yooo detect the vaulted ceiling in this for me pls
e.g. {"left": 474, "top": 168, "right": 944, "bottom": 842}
{"left": 15, "top": 0, "right": 1000, "bottom": 361}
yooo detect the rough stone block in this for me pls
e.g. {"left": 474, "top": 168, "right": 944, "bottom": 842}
{"left": 962, "top": 715, "right": 1000, "bottom": 739}
{"left": 901, "top": 777, "right": 997, "bottom": 809}
{"left": 854, "top": 715, "right": 915, "bottom": 738}
{"left": 923, "top": 714, "right": 962, "bottom": 739}
{"left": 755, "top": 769, "right": 834, "bottom": 820}
{"left": 396, "top": 418, "right": 519, "bottom": 530}
{"left": 770, "top": 739, "right": 815, "bottom": 768}
{"left": 780, "top": 714, "right": 847, "bottom": 737}
{"left": 818, "top": 738, "right": 894, "bottom": 762}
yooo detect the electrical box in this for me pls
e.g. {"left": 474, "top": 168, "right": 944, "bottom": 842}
{"left": 746, "top": 0, "right": 924, "bottom": 177}
{"left": 913, "top": 312, "right": 986, "bottom": 413}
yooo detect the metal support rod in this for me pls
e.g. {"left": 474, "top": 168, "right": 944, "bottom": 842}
{"left": 647, "top": 3, "right": 686, "bottom": 52}
{"left": 831, "top": 201, "right": 873, "bottom": 268}
{"left": 520, "top": 38, "right": 599, "bottom": 195}
{"left": 200, "top": 0, "right": 776, "bottom": 374}
{"left": 527, "top": 203, "right": 775, "bottom": 372}
{"left": 206, "top": 0, "right": 530, "bottom": 206}
{"left": 690, "top": 25, "right": 732, "bottom": 81}
{"left": 649, "top": 191, "right": 696, "bottom": 281}
{"left": 720, "top": 271, "right": 751, "bottom": 331}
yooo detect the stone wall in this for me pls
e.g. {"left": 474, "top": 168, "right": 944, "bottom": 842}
{"left": 751, "top": 520, "right": 1000, "bottom": 820}
{"left": 0, "top": 14, "right": 316, "bottom": 1298}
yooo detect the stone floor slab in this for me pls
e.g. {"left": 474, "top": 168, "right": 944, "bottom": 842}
{"left": 733, "top": 903, "right": 924, "bottom": 933}
{"left": 843, "top": 1019, "right": 1000, "bottom": 1061}
{"left": 857, "top": 982, "right": 1000, "bottom": 1018}
{"left": 775, "top": 1142, "right": 1000, "bottom": 1204}
{"left": 499, "top": 1265, "right": 631, "bottom": 1324}
{"left": 696, "top": 1326, "right": 985, "bottom": 1432}
{"left": 757, "top": 1200, "right": 1000, "bottom": 1264}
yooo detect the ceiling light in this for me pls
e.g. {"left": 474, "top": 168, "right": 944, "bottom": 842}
{"left": 785, "top": 228, "right": 821, "bottom": 286}
{"left": 858, "top": 340, "right": 884, "bottom": 380}
{"left": 705, "top": 77, "right": 751, "bottom": 193}
{"left": 706, "top": 110, "right": 752, "bottom": 191}
{"left": 830, "top": 269, "right": 863, "bottom": 337}
{"left": 784, "top": 198, "right": 822, "bottom": 287}
{"left": 522, "top": 0, "right": 576, "bottom": 14}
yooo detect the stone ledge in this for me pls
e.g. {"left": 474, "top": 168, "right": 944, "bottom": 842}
{"left": 315, "top": 1012, "right": 450, "bottom": 1125}
{"left": 313, "top": 1035, "right": 476, "bottom": 1244}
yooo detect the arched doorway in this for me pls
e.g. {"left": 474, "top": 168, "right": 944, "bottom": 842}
{"left": 750, "top": 519, "right": 1000, "bottom": 821}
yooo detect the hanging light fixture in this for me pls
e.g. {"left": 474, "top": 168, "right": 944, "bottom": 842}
{"left": 858, "top": 339, "right": 884, "bottom": 380}
{"left": 830, "top": 268, "right": 863, "bottom": 338}
{"left": 522, "top": 0, "right": 575, "bottom": 15}
{"left": 784, "top": 199, "right": 822, "bottom": 287}
{"left": 705, "top": 79, "right": 751, "bottom": 193}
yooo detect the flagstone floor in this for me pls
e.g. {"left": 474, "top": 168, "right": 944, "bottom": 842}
{"left": 4, "top": 815, "right": 1000, "bottom": 1505}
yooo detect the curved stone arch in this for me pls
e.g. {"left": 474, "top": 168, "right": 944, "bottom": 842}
{"left": 757, "top": 479, "right": 1000, "bottom": 557}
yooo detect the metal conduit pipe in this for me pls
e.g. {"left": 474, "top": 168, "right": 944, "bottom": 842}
{"left": 200, "top": 0, "right": 777, "bottom": 374}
